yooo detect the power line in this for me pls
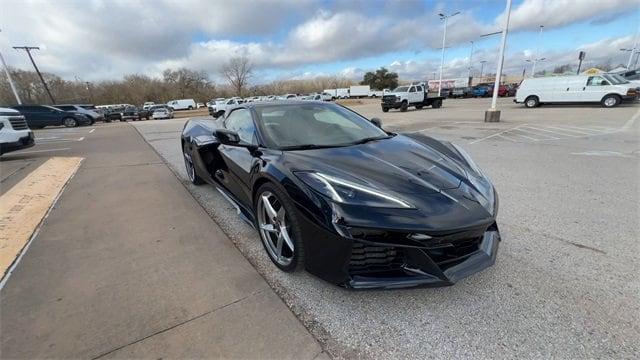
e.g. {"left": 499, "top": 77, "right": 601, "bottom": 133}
{"left": 13, "top": 46, "right": 55, "bottom": 104}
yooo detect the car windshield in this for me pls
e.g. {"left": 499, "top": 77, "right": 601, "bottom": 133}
{"left": 256, "top": 103, "right": 389, "bottom": 149}
{"left": 392, "top": 86, "right": 409, "bottom": 92}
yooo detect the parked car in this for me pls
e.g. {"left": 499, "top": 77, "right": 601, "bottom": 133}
{"left": 336, "top": 88, "right": 350, "bottom": 99}
{"left": 104, "top": 106, "right": 124, "bottom": 122}
{"left": 11, "top": 105, "right": 92, "bottom": 128}
{"left": 181, "top": 101, "right": 500, "bottom": 288}
{"left": 450, "top": 87, "right": 473, "bottom": 98}
{"left": 53, "top": 104, "right": 103, "bottom": 123}
{"left": 0, "top": 107, "right": 34, "bottom": 155}
{"left": 122, "top": 106, "right": 150, "bottom": 120}
{"left": 515, "top": 75, "right": 638, "bottom": 108}
{"left": 210, "top": 98, "right": 243, "bottom": 118}
{"left": 142, "top": 101, "right": 155, "bottom": 110}
{"left": 472, "top": 85, "right": 491, "bottom": 97}
{"left": 152, "top": 108, "right": 174, "bottom": 119}
{"left": 381, "top": 84, "right": 445, "bottom": 112}
{"left": 167, "top": 99, "right": 196, "bottom": 110}
{"left": 197, "top": 102, "right": 205, "bottom": 108}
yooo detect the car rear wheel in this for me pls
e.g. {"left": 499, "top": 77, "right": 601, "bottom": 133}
{"left": 255, "top": 183, "right": 305, "bottom": 272}
{"left": 431, "top": 99, "right": 442, "bottom": 108}
{"left": 601, "top": 94, "right": 620, "bottom": 108}
{"left": 400, "top": 101, "right": 408, "bottom": 112}
{"left": 524, "top": 96, "right": 539, "bottom": 108}
{"left": 63, "top": 117, "right": 78, "bottom": 127}
{"left": 382, "top": 107, "right": 389, "bottom": 112}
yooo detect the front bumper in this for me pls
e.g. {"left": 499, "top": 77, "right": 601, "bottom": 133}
{"left": 1, "top": 131, "right": 35, "bottom": 154}
{"left": 295, "top": 203, "right": 500, "bottom": 289}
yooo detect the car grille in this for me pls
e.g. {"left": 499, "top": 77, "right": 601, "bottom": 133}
{"left": 348, "top": 242, "right": 404, "bottom": 275}
{"left": 8, "top": 116, "right": 28, "bottom": 130}
{"left": 424, "top": 236, "right": 482, "bottom": 269}
{"left": 382, "top": 95, "right": 397, "bottom": 105}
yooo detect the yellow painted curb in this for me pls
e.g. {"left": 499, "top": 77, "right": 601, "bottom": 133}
{"left": 0, "top": 157, "right": 83, "bottom": 278}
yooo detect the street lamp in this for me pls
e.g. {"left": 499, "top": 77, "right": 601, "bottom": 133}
{"left": 437, "top": 11, "right": 460, "bottom": 96}
{"left": 621, "top": 48, "right": 638, "bottom": 69}
{"left": 467, "top": 41, "right": 474, "bottom": 83}
{"left": 531, "top": 25, "right": 544, "bottom": 77}
{"left": 485, "top": 0, "right": 512, "bottom": 123}
{"left": 526, "top": 57, "right": 546, "bottom": 77}
{"left": 479, "top": 60, "right": 487, "bottom": 83}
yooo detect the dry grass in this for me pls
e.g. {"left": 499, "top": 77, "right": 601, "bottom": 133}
{"left": 173, "top": 108, "right": 208, "bottom": 119}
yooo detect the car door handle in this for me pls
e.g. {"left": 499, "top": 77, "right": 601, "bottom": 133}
{"left": 566, "top": 88, "right": 569, "bottom": 91}
{"left": 582, "top": 87, "right": 586, "bottom": 91}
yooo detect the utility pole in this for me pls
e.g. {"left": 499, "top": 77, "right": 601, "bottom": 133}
{"left": 531, "top": 25, "right": 544, "bottom": 77}
{"left": 467, "top": 40, "right": 474, "bottom": 84}
{"left": 485, "top": 0, "right": 512, "bottom": 123}
{"left": 437, "top": 11, "right": 460, "bottom": 96}
{"left": 13, "top": 46, "right": 55, "bottom": 104}
{"left": 479, "top": 60, "right": 487, "bottom": 83}
{"left": 0, "top": 29, "right": 21, "bottom": 104}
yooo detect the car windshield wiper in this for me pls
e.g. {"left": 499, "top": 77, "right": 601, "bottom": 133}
{"left": 351, "top": 135, "right": 393, "bottom": 145}
{"left": 280, "top": 144, "right": 343, "bottom": 150}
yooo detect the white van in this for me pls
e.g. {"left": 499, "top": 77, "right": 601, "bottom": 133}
{"left": 515, "top": 75, "right": 637, "bottom": 108}
{"left": 167, "top": 99, "right": 196, "bottom": 110}
{"left": 1, "top": 107, "right": 34, "bottom": 155}
{"left": 349, "top": 85, "right": 370, "bottom": 98}
{"left": 336, "top": 88, "right": 350, "bottom": 99}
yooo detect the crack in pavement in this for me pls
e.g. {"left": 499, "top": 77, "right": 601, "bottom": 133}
{"left": 91, "top": 289, "right": 265, "bottom": 359}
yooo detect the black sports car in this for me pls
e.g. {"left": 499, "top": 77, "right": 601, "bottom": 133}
{"left": 181, "top": 101, "right": 500, "bottom": 289}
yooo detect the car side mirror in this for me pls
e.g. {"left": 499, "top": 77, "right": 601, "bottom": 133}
{"left": 215, "top": 129, "right": 260, "bottom": 153}
{"left": 371, "top": 117, "right": 383, "bottom": 128}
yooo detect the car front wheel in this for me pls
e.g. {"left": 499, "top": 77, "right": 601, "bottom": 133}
{"left": 601, "top": 94, "right": 620, "bottom": 108}
{"left": 63, "top": 117, "right": 78, "bottom": 127}
{"left": 524, "top": 96, "right": 539, "bottom": 108}
{"left": 255, "top": 183, "right": 305, "bottom": 272}
{"left": 183, "top": 143, "right": 204, "bottom": 185}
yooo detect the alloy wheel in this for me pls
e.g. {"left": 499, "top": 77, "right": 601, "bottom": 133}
{"left": 604, "top": 97, "right": 616, "bottom": 107}
{"left": 63, "top": 118, "right": 77, "bottom": 127}
{"left": 183, "top": 151, "right": 196, "bottom": 182}
{"left": 257, "top": 191, "right": 294, "bottom": 266}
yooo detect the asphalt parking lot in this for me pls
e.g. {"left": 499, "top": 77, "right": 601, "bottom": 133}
{"left": 131, "top": 98, "right": 639, "bottom": 359}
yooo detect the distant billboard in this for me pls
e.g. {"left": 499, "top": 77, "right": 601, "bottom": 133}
{"left": 427, "top": 78, "right": 469, "bottom": 90}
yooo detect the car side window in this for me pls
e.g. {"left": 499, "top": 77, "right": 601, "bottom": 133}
{"left": 587, "top": 76, "right": 609, "bottom": 86}
{"left": 225, "top": 109, "right": 257, "bottom": 144}
{"left": 409, "top": 86, "right": 416, "bottom": 93}
{"left": 416, "top": 86, "right": 423, "bottom": 92}
{"left": 227, "top": 100, "right": 234, "bottom": 105}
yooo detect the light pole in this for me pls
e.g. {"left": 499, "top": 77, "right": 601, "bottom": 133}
{"left": 13, "top": 46, "right": 56, "bottom": 104}
{"left": 479, "top": 60, "right": 487, "bottom": 83}
{"left": 621, "top": 47, "right": 638, "bottom": 69}
{"left": 526, "top": 57, "right": 546, "bottom": 77}
{"left": 467, "top": 41, "right": 474, "bottom": 84}
{"left": 531, "top": 25, "right": 544, "bottom": 77}
{"left": 0, "top": 29, "right": 21, "bottom": 104}
{"left": 485, "top": 0, "right": 512, "bottom": 123}
{"left": 437, "top": 11, "right": 460, "bottom": 96}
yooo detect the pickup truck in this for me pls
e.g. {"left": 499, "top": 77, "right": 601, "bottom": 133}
{"left": 210, "top": 98, "right": 243, "bottom": 118}
{"left": 381, "top": 84, "right": 445, "bottom": 112}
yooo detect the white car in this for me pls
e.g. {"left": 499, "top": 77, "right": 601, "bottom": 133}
{"left": 515, "top": 75, "right": 638, "bottom": 108}
{"left": 167, "top": 99, "right": 197, "bottom": 110}
{"left": 197, "top": 102, "right": 205, "bottom": 108}
{"left": 0, "top": 107, "right": 34, "bottom": 155}
{"left": 152, "top": 108, "right": 174, "bottom": 119}
{"left": 142, "top": 101, "right": 155, "bottom": 110}
{"left": 210, "top": 98, "right": 243, "bottom": 118}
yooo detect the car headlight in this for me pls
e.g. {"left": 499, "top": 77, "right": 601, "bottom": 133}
{"left": 451, "top": 144, "right": 496, "bottom": 214}
{"left": 295, "top": 172, "right": 414, "bottom": 209}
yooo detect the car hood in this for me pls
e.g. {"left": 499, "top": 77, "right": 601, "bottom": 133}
{"left": 286, "top": 134, "right": 475, "bottom": 195}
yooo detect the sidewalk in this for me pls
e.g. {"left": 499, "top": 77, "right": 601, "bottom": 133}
{"left": 0, "top": 123, "right": 323, "bottom": 359}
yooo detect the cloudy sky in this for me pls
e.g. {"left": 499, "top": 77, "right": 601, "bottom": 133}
{"left": 0, "top": 0, "right": 638, "bottom": 83}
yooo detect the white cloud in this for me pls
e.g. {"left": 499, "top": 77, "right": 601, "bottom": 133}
{"left": 0, "top": 0, "right": 637, "bottom": 82}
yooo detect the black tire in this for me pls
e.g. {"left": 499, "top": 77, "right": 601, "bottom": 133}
{"left": 601, "top": 94, "right": 620, "bottom": 108}
{"left": 415, "top": 104, "right": 424, "bottom": 110}
{"left": 182, "top": 142, "right": 204, "bottom": 185}
{"left": 382, "top": 107, "right": 389, "bottom": 113}
{"left": 254, "top": 182, "right": 305, "bottom": 272}
{"left": 188, "top": 106, "right": 193, "bottom": 110}
{"left": 400, "top": 101, "right": 408, "bottom": 112}
{"left": 431, "top": 99, "right": 442, "bottom": 108}
{"left": 524, "top": 96, "right": 539, "bottom": 108}
{"left": 63, "top": 117, "right": 78, "bottom": 127}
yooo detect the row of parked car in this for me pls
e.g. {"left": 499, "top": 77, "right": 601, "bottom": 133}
{"left": 207, "top": 93, "right": 333, "bottom": 118}
{"left": 446, "top": 84, "right": 518, "bottom": 98}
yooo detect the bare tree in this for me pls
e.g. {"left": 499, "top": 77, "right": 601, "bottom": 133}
{"left": 220, "top": 56, "right": 253, "bottom": 97}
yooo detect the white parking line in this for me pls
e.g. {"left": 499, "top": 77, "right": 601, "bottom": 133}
{"left": 544, "top": 126, "right": 597, "bottom": 135}
{"left": 512, "top": 127, "right": 559, "bottom": 140}
{"left": 523, "top": 125, "right": 580, "bottom": 137}
{"left": 469, "top": 124, "right": 527, "bottom": 144}
{"left": 509, "top": 131, "right": 541, "bottom": 141}
{"left": 556, "top": 125, "right": 606, "bottom": 134}
{"left": 12, "top": 148, "right": 71, "bottom": 155}
{"left": 89, "top": 129, "right": 95, "bottom": 133}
